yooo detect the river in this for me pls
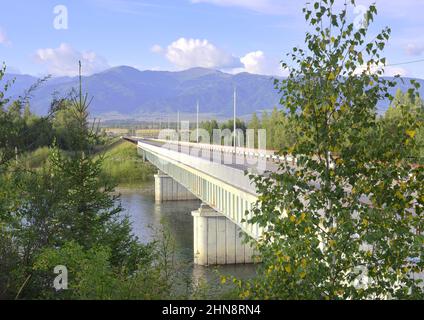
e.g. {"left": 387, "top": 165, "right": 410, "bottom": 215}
{"left": 117, "top": 183, "right": 258, "bottom": 298}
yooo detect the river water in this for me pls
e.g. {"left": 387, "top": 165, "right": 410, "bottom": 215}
{"left": 117, "top": 183, "right": 258, "bottom": 297}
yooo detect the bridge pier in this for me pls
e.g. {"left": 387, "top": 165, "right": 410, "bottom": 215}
{"left": 192, "top": 204, "right": 256, "bottom": 266}
{"left": 154, "top": 171, "right": 198, "bottom": 203}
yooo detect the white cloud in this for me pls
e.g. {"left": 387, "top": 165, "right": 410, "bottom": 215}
{"left": 239, "top": 50, "right": 286, "bottom": 76}
{"left": 150, "top": 44, "right": 163, "bottom": 53}
{"left": 190, "top": 0, "right": 292, "bottom": 15}
{"left": 240, "top": 51, "right": 266, "bottom": 74}
{"left": 384, "top": 66, "right": 408, "bottom": 77}
{"left": 354, "top": 62, "right": 408, "bottom": 77}
{"left": 34, "top": 43, "right": 110, "bottom": 76}
{"left": 154, "top": 37, "right": 285, "bottom": 75}
{"left": 406, "top": 43, "right": 424, "bottom": 56}
{"left": 160, "top": 37, "right": 242, "bottom": 69}
{"left": 0, "top": 28, "right": 11, "bottom": 46}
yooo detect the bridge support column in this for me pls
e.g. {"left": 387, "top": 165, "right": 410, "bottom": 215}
{"left": 137, "top": 148, "right": 147, "bottom": 162}
{"left": 154, "top": 171, "right": 197, "bottom": 203}
{"left": 192, "top": 204, "right": 256, "bottom": 266}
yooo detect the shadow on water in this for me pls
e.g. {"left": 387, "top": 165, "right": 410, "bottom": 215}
{"left": 117, "top": 182, "right": 258, "bottom": 296}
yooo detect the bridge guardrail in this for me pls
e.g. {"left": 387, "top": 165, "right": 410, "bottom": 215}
{"left": 138, "top": 140, "right": 258, "bottom": 196}
{"left": 137, "top": 137, "right": 298, "bottom": 165}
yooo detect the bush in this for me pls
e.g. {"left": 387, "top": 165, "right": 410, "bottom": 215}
{"left": 20, "top": 147, "right": 50, "bottom": 169}
{"left": 100, "top": 141, "right": 156, "bottom": 186}
{"left": 33, "top": 241, "right": 172, "bottom": 300}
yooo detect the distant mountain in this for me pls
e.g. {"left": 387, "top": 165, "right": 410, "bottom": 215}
{"left": 2, "top": 67, "right": 424, "bottom": 119}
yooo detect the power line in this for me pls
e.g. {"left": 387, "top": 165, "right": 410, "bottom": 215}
{"left": 386, "top": 58, "right": 424, "bottom": 67}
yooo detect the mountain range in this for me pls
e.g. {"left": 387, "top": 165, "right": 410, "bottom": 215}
{"left": 2, "top": 66, "right": 424, "bottom": 120}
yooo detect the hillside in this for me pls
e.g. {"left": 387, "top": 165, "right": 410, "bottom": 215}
{"left": 2, "top": 67, "right": 423, "bottom": 119}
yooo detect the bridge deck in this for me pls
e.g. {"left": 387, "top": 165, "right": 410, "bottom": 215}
{"left": 131, "top": 137, "right": 268, "bottom": 239}
{"left": 133, "top": 137, "right": 281, "bottom": 173}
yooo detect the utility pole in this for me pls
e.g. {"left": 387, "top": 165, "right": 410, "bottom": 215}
{"left": 233, "top": 87, "right": 237, "bottom": 152}
{"left": 196, "top": 100, "right": 199, "bottom": 143}
{"left": 177, "top": 111, "right": 180, "bottom": 140}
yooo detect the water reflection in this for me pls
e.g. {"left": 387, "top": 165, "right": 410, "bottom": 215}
{"left": 118, "top": 183, "right": 258, "bottom": 289}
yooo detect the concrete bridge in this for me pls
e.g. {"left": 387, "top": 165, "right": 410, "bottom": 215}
{"left": 124, "top": 137, "right": 286, "bottom": 266}
{"left": 124, "top": 136, "right": 423, "bottom": 286}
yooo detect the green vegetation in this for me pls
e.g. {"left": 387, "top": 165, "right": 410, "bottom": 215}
{"left": 198, "top": 119, "right": 248, "bottom": 144}
{"left": 383, "top": 89, "right": 424, "bottom": 163}
{"left": 247, "top": 108, "right": 298, "bottom": 150}
{"left": 248, "top": 92, "right": 424, "bottom": 161}
{"left": 199, "top": 119, "right": 219, "bottom": 139}
{"left": 18, "top": 146, "right": 50, "bottom": 169}
{"left": 14, "top": 137, "right": 155, "bottom": 186}
{"left": 100, "top": 141, "right": 156, "bottom": 186}
{"left": 236, "top": 0, "right": 424, "bottom": 300}
{"left": 0, "top": 62, "right": 206, "bottom": 300}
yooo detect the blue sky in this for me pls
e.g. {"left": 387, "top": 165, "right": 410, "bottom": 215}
{"left": 1, "top": 0, "right": 424, "bottom": 78}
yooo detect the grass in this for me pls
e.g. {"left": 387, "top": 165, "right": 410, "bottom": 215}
{"left": 20, "top": 147, "right": 50, "bottom": 169}
{"left": 100, "top": 141, "right": 156, "bottom": 186}
{"left": 19, "top": 140, "right": 155, "bottom": 187}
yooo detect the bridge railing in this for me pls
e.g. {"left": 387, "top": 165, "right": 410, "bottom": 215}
{"left": 138, "top": 140, "right": 263, "bottom": 239}
{"left": 138, "top": 140, "right": 258, "bottom": 195}
{"left": 133, "top": 137, "right": 297, "bottom": 164}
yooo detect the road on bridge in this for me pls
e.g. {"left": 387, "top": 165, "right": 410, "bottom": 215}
{"left": 125, "top": 137, "right": 282, "bottom": 174}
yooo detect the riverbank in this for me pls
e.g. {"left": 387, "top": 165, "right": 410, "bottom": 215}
{"left": 19, "top": 140, "right": 156, "bottom": 187}
{"left": 100, "top": 140, "right": 156, "bottom": 187}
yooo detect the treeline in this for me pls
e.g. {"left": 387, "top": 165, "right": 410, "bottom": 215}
{"left": 4, "top": 98, "right": 107, "bottom": 156}
{"left": 199, "top": 119, "right": 246, "bottom": 139}
{"left": 200, "top": 88, "right": 424, "bottom": 162}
